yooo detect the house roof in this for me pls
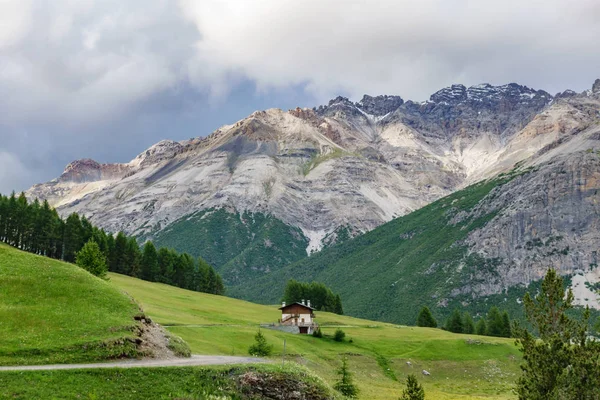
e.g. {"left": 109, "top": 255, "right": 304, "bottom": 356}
{"left": 279, "top": 302, "right": 315, "bottom": 311}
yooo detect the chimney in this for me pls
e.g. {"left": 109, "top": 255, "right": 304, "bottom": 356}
{"left": 301, "top": 299, "right": 305, "bottom": 305}
{"left": 307, "top": 300, "right": 311, "bottom": 308}
{"left": 282, "top": 302, "right": 286, "bottom": 308}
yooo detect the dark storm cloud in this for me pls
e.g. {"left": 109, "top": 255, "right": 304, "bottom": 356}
{"left": 1, "top": 0, "right": 599, "bottom": 192}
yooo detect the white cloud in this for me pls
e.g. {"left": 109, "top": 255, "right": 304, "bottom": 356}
{"left": 179, "top": 0, "right": 600, "bottom": 100}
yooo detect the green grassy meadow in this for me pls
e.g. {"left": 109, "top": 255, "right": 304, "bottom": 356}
{"left": 0, "top": 364, "right": 336, "bottom": 400}
{"left": 111, "top": 273, "right": 521, "bottom": 400}
{"left": 0, "top": 244, "right": 141, "bottom": 365}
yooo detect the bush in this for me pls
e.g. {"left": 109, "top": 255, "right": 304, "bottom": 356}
{"left": 312, "top": 327, "right": 323, "bottom": 338}
{"left": 76, "top": 240, "right": 108, "bottom": 278}
{"left": 333, "top": 329, "right": 346, "bottom": 342}
{"left": 248, "top": 330, "right": 273, "bottom": 357}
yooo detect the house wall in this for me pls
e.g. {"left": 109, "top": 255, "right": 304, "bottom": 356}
{"left": 281, "top": 312, "right": 313, "bottom": 325}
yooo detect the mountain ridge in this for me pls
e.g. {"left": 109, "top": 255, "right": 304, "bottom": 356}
{"left": 25, "top": 79, "right": 600, "bottom": 304}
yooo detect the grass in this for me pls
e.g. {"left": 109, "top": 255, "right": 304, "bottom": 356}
{"left": 111, "top": 273, "right": 521, "bottom": 399}
{"left": 0, "top": 244, "right": 141, "bottom": 365}
{"left": 301, "top": 147, "right": 353, "bottom": 176}
{"left": 0, "top": 364, "right": 336, "bottom": 400}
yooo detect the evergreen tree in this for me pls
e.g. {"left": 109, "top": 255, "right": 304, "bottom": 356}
{"left": 501, "top": 311, "right": 511, "bottom": 338}
{"left": 400, "top": 374, "right": 425, "bottom": 400}
{"left": 416, "top": 306, "right": 437, "bottom": 328}
{"left": 113, "top": 232, "right": 128, "bottom": 274}
{"left": 283, "top": 279, "right": 304, "bottom": 305}
{"left": 445, "top": 308, "right": 464, "bottom": 333}
{"left": 0, "top": 191, "right": 225, "bottom": 296}
{"left": 463, "top": 312, "right": 475, "bottom": 334}
{"left": 282, "top": 279, "right": 342, "bottom": 313}
{"left": 125, "top": 237, "right": 141, "bottom": 277}
{"left": 475, "top": 319, "right": 487, "bottom": 336}
{"left": 334, "top": 294, "right": 344, "bottom": 315}
{"left": 63, "top": 213, "right": 83, "bottom": 262}
{"left": 76, "top": 240, "right": 108, "bottom": 278}
{"left": 247, "top": 330, "right": 272, "bottom": 357}
{"left": 195, "top": 257, "right": 211, "bottom": 292}
{"left": 486, "top": 307, "right": 504, "bottom": 337}
{"left": 513, "top": 269, "right": 600, "bottom": 399}
{"left": 157, "top": 247, "right": 176, "bottom": 284}
{"left": 141, "top": 241, "right": 159, "bottom": 282}
{"left": 333, "top": 356, "right": 359, "bottom": 398}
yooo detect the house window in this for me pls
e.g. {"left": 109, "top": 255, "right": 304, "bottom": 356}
{"left": 301, "top": 318, "right": 305, "bottom": 323}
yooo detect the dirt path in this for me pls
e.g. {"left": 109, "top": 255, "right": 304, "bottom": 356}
{"left": 0, "top": 355, "right": 269, "bottom": 371}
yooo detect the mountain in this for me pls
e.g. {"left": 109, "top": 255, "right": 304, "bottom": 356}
{"left": 26, "top": 80, "right": 600, "bottom": 309}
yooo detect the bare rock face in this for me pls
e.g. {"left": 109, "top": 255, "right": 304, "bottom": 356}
{"left": 59, "top": 159, "right": 131, "bottom": 183}
{"left": 593, "top": 78, "right": 600, "bottom": 94}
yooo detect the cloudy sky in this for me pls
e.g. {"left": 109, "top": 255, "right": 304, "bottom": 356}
{"left": 1, "top": 0, "right": 599, "bottom": 193}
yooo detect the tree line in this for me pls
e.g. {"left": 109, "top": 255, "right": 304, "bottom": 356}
{"left": 416, "top": 305, "right": 512, "bottom": 337}
{"left": 0, "top": 192, "right": 224, "bottom": 295}
{"left": 283, "top": 279, "right": 343, "bottom": 314}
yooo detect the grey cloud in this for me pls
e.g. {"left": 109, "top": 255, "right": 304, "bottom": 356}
{"left": 1, "top": 0, "right": 599, "bottom": 193}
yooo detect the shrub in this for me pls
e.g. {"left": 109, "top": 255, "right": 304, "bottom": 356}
{"left": 312, "top": 327, "right": 323, "bottom": 338}
{"left": 333, "top": 329, "right": 346, "bottom": 342}
{"left": 248, "top": 330, "right": 273, "bottom": 357}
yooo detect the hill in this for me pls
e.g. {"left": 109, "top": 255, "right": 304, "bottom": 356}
{"left": 0, "top": 244, "right": 162, "bottom": 365}
{"left": 110, "top": 273, "right": 521, "bottom": 400}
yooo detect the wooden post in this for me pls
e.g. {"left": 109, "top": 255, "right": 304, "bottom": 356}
{"left": 282, "top": 339, "right": 286, "bottom": 367}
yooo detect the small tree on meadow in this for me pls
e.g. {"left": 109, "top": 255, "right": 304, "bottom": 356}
{"left": 76, "top": 240, "right": 108, "bottom": 278}
{"left": 445, "top": 308, "right": 464, "bottom": 333}
{"left": 462, "top": 312, "right": 475, "bottom": 334}
{"left": 400, "top": 374, "right": 425, "bottom": 400}
{"left": 501, "top": 311, "right": 511, "bottom": 338}
{"left": 416, "top": 306, "right": 437, "bottom": 328}
{"left": 475, "top": 319, "right": 487, "bottom": 335}
{"left": 334, "top": 356, "right": 359, "bottom": 398}
{"left": 486, "top": 306, "right": 504, "bottom": 337}
{"left": 248, "top": 330, "right": 272, "bottom": 357}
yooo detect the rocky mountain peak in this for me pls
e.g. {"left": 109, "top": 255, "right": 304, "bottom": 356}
{"left": 58, "top": 158, "right": 130, "bottom": 184}
{"left": 593, "top": 78, "right": 600, "bottom": 93}
{"left": 131, "top": 140, "right": 183, "bottom": 167}
{"left": 357, "top": 95, "right": 404, "bottom": 116}
{"left": 429, "top": 84, "right": 467, "bottom": 103}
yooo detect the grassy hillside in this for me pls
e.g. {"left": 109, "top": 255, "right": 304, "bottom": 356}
{"left": 230, "top": 172, "right": 533, "bottom": 325}
{"left": 151, "top": 208, "right": 309, "bottom": 285}
{"left": 111, "top": 273, "right": 521, "bottom": 400}
{"left": 0, "top": 244, "right": 141, "bottom": 365}
{"left": 0, "top": 364, "right": 335, "bottom": 400}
